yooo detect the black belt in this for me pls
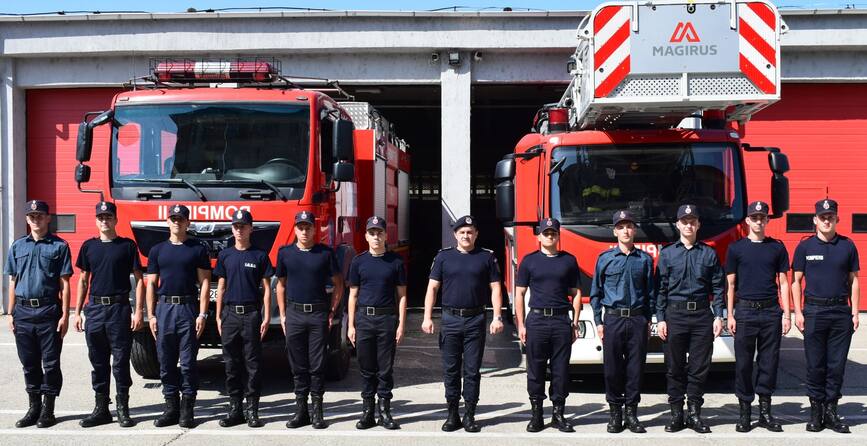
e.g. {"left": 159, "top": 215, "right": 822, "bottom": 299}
{"left": 358, "top": 306, "right": 396, "bottom": 316}
{"left": 806, "top": 297, "right": 850, "bottom": 307}
{"left": 16, "top": 296, "right": 56, "bottom": 308}
{"left": 736, "top": 298, "right": 779, "bottom": 310}
{"left": 530, "top": 307, "right": 571, "bottom": 316}
{"left": 90, "top": 295, "right": 129, "bottom": 306}
{"left": 161, "top": 295, "right": 197, "bottom": 304}
{"left": 604, "top": 306, "right": 645, "bottom": 317}
{"left": 289, "top": 301, "right": 329, "bottom": 313}
{"left": 668, "top": 299, "right": 710, "bottom": 311}
{"left": 443, "top": 306, "right": 486, "bottom": 317}
{"left": 226, "top": 304, "right": 258, "bottom": 314}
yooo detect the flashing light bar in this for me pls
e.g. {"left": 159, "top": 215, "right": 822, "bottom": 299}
{"left": 152, "top": 59, "right": 279, "bottom": 83}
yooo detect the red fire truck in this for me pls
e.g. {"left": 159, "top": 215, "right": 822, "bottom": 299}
{"left": 494, "top": 0, "right": 789, "bottom": 370}
{"left": 73, "top": 59, "right": 410, "bottom": 380}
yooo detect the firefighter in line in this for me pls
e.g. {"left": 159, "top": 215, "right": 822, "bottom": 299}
{"left": 656, "top": 204, "right": 725, "bottom": 433}
{"left": 725, "top": 201, "right": 790, "bottom": 433}
{"left": 214, "top": 210, "right": 272, "bottom": 428}
{"left": 792, "top": 198, "right": 860, "bottom": 434}
{"left": 5, "top": 200, "right": 72, "bottom": 428}
{"left": 73, "top": 201, "right": 144, "bottom": 428}
{"left": 276, "top": 211, "right": 344, "bottom": 429}
{"left": 590, "top": 210, "right": 655, "bottom": 434}
{"left": 422, "top": 215, "right": 504, "bottom": 433}
{"left": 147, "top": 204, "right": 211, "bottom": 428}
{"left": 514, "top": 217, "right": 580, "bottom": 433}
{"left": 347, "top": 216, "right": 407, "bottom": 430}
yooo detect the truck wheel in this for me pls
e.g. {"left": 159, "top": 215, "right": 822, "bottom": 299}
{"left": 131, "top": 331, "right": 160, "bottom": 379}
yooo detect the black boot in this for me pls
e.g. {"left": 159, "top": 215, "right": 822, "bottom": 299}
{"left": 736, "top": 399, "right": 752, "bottom": 433}
{"left": 377, "top": 397, "right": 399, "bottom": 430}
{"left": 80, "top": 393, "right": 112, "bottom": 427}
{"left": 665, "top": 402, "right": 685, "bottom": 432}
{"left": 154, "top": 395, "right": 180, "bottom": 427}
{"left": 624, "top": 404, "right": 646, "bottom": 433}
{"left": 462, "top": 401, "right": 481, "bottom": 433}
{"left": 116, "top": 393, "right": 134, "bottom": 428}
{"left": 310, "top": 395, "right": 327, "bottom": 429}
{"left": 245, "top": 396, "right": 263, "bottom": 428}
{"left": 607, "top": 403, "right": 624, "bottom": 433}
{"left": 36, "top": 395, "right": 56, "bottom": 428}
{"left": 219, "top": 397, "right": 245, "bottom": 427}
{"left": 286, "top": 396, "right": 310, "bottom": 428}
{"left": 356, "top": 397, "right": 376, "bottom": 429}
{"left": 178, "top": 395, "right": 196, "bottom": 428}
{"left": 806, "top": 398, "right": 824, "bottom": 432}
{"left": 758, "top": 395, "right": 782, "bottom": 432}
{"left": 16, "top": 392, "right": 42, "bottom": 428}
{"left": 441, "top": 400, "right": 461, "bottom": 432}
{"left": 526, "top": 398, "right": 544, "bottom": 433}
{"left": 551, "top": 402, "right": 573, "bottom": 433}
{"left": 686, "top": 401, "right": 711, "bottom": 433}
{"left": 823, "top": 400, "right": 850, "bottom": 433}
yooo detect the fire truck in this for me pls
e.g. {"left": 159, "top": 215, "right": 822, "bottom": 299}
{"left": 73, "top": 59, "right": 411, "bottom": 380}
{"left": 494, "top": 0, "right": 789, "bottom": 371}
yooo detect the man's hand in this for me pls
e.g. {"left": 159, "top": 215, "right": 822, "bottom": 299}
{"left": 782, "top": 315, "right": 792, "bottom": 335}
{"left": 596, "top": 324, "right": 604, "bottom": 341}
{"left": 73, "top": 313, "right": 85, "bottom": 332}
{"left": 216, "top": 316, "right": 222, "bottom": 336}
{"left": 518, "top": 325, "right": 527, "bottom": 344}
{"left": 260, "top": 319, "right": 269, "bottom": 340}
{"left": 396, "top": 322, "right": 405, "bottom": 345}
{"left": 421, "top": 318, "right": 435, "bottom": 335}
{"left": 149, "top": 317, "right": 158, "bottom": 339}
{"left": 657, "top": 321, "right": 668, "bottom": 340}
{"left": 348, "top": 326, "right": 356, "bottom": 347}
{"left": 280, "top": 315, "right": 287, "bottom": 336}
{"left": 853, "top": 314, "right": 860, "bottom": 331}
{"left": 131, "top": 310, "right": 143, "bottom": 331}
{"left": 712, "top": 318, "right": 723, "bottom": 338}
{"left": 727, "top": 315, "right": 736, "bottom": 336}
{"left": 195, "top": 315, "right": 205, "bottom": 339}
{"left": 57, "top": 315, "right": 69, "bottom": 338}
{"left": 489, "top": 318, "right": 504, "bottom": 335}
{"left": 795, "top": 312, "right": 805, "bottom": 332}
{"left": 7, "top": 315, "right": 14, "bottom": 333}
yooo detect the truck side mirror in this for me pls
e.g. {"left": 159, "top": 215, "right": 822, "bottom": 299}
{"left": 76, "top": 123, "right": 93, "bottom": 162}
{"left": 334, "top": 119, "right": 355, "bottom": 162}
{"left": 768, "top": 152, "right": 790, "bottom": 217}
{"left": 75, "top": 164, "right": 92, "bottom": 183}
{"left": 494, "top": 158, "right": 516, "bottom": 223}
{"left": 333, "top": 162, "right": 354, "bottom": 182}
{"left": 768, "top": 151, "right": 789, "bottom": 174}
{"left": 494, "top": 158, "right": 515, "bottom": 182}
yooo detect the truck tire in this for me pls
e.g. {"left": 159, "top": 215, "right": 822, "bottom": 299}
{"left": 131, "top": 331, "right": 160, "bottom": 379}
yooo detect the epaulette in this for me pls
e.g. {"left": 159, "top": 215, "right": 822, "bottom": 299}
{"left": 438, "top": 247, "right": 454, "bottom": 252}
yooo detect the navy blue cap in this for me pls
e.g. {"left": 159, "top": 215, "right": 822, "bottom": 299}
{"left": 366, "top": 216, "right": 386, "bottom": 231}
{"left": 95, "top": 201, "right": 117, "bottom": 216}
{"left": 815, "top": 198, "right": 838, "bottom": 215}
{"left": 168, "top": 204, "right": 190, "bottom": 220}
{"left": 747, "top": 201, "right": 769, "bottom": 216}
{"left": 537, "top": 217, "right": 560, "bottom": 233}
{"left": 295, "top": 210, "right": 315, "bottom": 226}
{"left": 24, "top": 200, "right": 49, "bottom": 216}
{"left": 676, "top": 204, "right": 699, "bottom": 220}
{"left": 612, "top": 209, "right": 635, "bottom": 226}
{"left": 231, "top": 209, "right": 253, "bottom": 225}
{"left": 452, "top": 215, "right": 477, "bottom": 232}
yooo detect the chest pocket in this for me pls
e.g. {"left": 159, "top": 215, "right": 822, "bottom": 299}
{"left": 39, "top": 251, "right": 60, "bottom": 277}
{"left": 603, "top": 267, "right": 622, "bottom": 286}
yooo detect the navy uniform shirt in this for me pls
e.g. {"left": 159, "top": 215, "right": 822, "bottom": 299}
{"left": 147, "top": 239, "right": 211, "bottom": 296}
{"left": 348, "top": 251, "right": 407, "bottom": 307}
{"left": 725, "top": 237, "right": 789, "bottom": 300}
{"left": 515, "top": 250, "right": 580, "bottom": 310}
{"left": 792, "top": 234, "right": 860, "bottom": 300}
{"left": 590, "top": 247, "right": 655, "bottom": 325}
{"left": 275, "top": 243, "right": 340, "bottom": 304}
{"left": 656, "top": 241, "right": 725, "bottom": 321}
{"left": 429, "top": 247, "right": 501, "bottom": 308}
{"left": 4, "top": 233, "right": 73, "bottom": 299}
{"left": 76, "top": 237, "right": 142, "bottom": 297}
{"left": 213, "top": 247, "right": 273, "bottom": 305}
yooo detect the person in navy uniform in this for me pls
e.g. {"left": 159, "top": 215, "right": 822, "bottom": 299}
{"left": 347, "top": 216, "right": 408, "bottom": 430}
{"left": 73, "top": 201, "right": 145, "bottom": 428}
{"left": 146, "top": 204, "right": 211, "bottom": 428}
{"left": 792, "top": 198, "right": 860, "bottom": 434}
{"left": 725, "top": 201, "right": 791, "bottom": 433}
{"left": 214, "top": 209, "right": 273, "bottom": 428}
{"left": 422, "top": 215, "right": 504, "bottom": 433}
{"left": 5, "top": 199, "right": 72, "bottom": 428}
{"left": 515, "top": 217, "right": 580, "bottom": 433}
{"left": 590, "top": 210, "right": 655, "bottom": 434}
{"left": 276, "top": 211, "right": 344, "bottom": 429}
{"left": 656, "top": 204, "right": 725, "bottom": 434}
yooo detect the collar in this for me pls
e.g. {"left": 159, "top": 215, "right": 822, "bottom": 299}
{"left": 25, "top": 232, "right": 54, "bottom": 243}
{"left": 815, "top": 234, "right": 840, "bottom": 245}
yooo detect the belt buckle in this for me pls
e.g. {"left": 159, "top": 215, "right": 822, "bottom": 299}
{"left": 543, "top": 308, "right": 554, "bottom": 317}
{"left": 29, "top": 299, "right": 40, "bottom": 308}
{"left": 366, "top": 307, "right": 375, "bottom": 316}
{"left": 171, "top": 296, "right": 181, "bottom": 304}
{"left": 100, "top": 296, "right": 112, "bottom": 305}
{"left": 686, "top": 301, "right": 697, "bottom": 311}
{"left": 302, "top": 303, "right": 313, "bottom": 313}
{"left": 235, "top": 305, "right": 245, "bottom": 315}
{"left": 620, "top": 308, "right": 630, "bottom": 317}
{"left": 457, "top": 308, "right": 466, "bottom": 317}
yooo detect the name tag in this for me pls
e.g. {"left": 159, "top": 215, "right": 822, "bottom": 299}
{"left": 806, "top": 255, "right": 824, "bottom": 261}
{"left": 244, "top": 262, "right": 257, "bottom": 268}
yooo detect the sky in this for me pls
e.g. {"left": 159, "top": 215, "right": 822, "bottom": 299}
{"left": 1, "top": 0, "right": 863, "bottom": 15}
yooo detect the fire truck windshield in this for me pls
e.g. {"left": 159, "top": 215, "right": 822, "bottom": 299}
{"left": 110, "top": 103, "right": 310, "bottom": 194}
{"left": 550, "top": 143, "right": 744, "bottom": 226}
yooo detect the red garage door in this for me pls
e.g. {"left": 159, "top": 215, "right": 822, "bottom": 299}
{"left": 26, "top": 88, "right": 121, "bottom": 286}
{"left": 743, "top": 83, "right": 867, "bottom": 310}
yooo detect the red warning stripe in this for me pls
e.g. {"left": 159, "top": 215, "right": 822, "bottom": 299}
{"left": 739, "top": 54, "right": 776, "bottom": 94}
{"left": 595, "top": 56, "right": 630, "bottom": 98}
{"left": 739, "top": 17, "right": 776, "bottom": 66}
{"left": 747, "top": 2, "right": 776, "bottom": 31}
{"left": 594, "top": 20, "right": 630, "bottom": 71}
{"left": 594, "top": 5, "right": 622, "bottom": 33}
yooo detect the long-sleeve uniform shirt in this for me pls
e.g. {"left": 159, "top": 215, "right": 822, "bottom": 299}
{"left": 590, "top": 247, "right": 656, "bottom": 325}
{"left": 656, "top": 241, "right": 725, "bottom": 322}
